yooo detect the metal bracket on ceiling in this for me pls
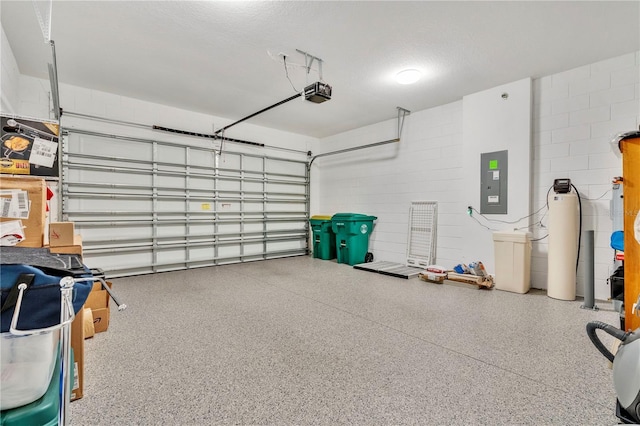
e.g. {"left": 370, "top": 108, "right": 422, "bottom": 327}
{"left": 397, "top": 107, "right": 411, "bottom": 139}
{"left": 296, "top": 49, "right": 324, "bottom": 81}
{"left": 32, "top": 0, "right": 53, "bottom": 43}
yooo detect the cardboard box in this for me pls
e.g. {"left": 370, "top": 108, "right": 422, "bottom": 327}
{"left": 0, "top": 176, "right": 46, "bottom": 247}
{"left": 49, "top": 221, "right": 75, "bottom": 247}
{"left": 49, "top": 234, "right": 83, "bottom": 257}
{"left": 83, "top": 308, "right": 95, "bottom": 339}
{"left": 85, "top": 280, "right": 110, "bottom": 310}
{"left": 70, "top": 305, "right": 85, "bottom": 401}
{"left": 92, "top": 308, "right": 110, "bottom": 333}
{"left": 86, "top": 280, "right": 111, "bottom": 333}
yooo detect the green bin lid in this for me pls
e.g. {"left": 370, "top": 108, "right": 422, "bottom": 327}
{"left": 310, "top": 215, "right": 333, "bottom": 221}
{"left": 331, "top": 213, "right": 377, "bottom": 221}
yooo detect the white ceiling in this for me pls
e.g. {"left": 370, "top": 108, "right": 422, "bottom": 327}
{"left": 1, "top": 1, "right": 639, "bottom": 139}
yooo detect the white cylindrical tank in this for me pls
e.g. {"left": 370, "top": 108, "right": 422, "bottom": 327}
{"left": 547, "top": 192, "right": 579, "bottom": 300}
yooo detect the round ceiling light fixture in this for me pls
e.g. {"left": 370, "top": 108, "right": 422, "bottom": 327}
{"left": 395, "top": 69, "right": 421, "bottom": 85}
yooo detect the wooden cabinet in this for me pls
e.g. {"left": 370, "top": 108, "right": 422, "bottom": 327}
{"left": 619, "top": 132, "right": 640, "bottom": 331}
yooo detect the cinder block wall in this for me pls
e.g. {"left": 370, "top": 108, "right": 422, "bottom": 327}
{"left": 312, "top": 101, "right": 465, "bottom": 269}
{"left": 531, "top": 52, "right": 640, "bottom": 297}
{"left": 315, "top": 51, "right": 640, "bottom": 300}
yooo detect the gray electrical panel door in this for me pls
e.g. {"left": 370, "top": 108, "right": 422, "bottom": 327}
{"left": 480, "top": 150, "right": 508, "bottom": 214}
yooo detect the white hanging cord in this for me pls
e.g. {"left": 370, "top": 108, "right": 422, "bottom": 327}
{"left": 267, "top": 50, "right": 319, "bottom": 73}
{"left": 219, "top": 128, "right": 225, "bottom": 157}
{"left": 283, "top": 56, "right": 300, "bottom": 92}
{"left": 267, "top": 49, "right": 325, "bottom": 86}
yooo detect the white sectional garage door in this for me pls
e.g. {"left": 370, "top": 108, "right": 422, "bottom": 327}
{"left": 62, "top": 128, "right": 309, "bottom": 277}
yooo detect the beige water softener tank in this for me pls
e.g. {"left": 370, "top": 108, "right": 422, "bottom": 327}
{"left": 547, "top": 191, "right": 579, "bottom": 300}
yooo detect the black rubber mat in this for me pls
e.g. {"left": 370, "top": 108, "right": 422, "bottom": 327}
{"left": 353, "top": 261, "right": 423, "bottom": 279}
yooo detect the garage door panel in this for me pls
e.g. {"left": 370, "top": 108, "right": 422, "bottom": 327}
{"left": 266, "top": 182, "right": 306, "bottom": 194}
{"left": 267, "top": 240, "right": 306, "bottom": 252}
{"left": 219, "top": 153, "right": 241, "bottom": 169}
{"left": 155, "top": 174, "right": 186, "bottom": 188}
{"left": 155, "top": 224, "right": 187, "bottom": 238}
{"left": 243, "top": 181, "right": 264, "bottom": 193}
{"left": 216, "top": 222, "right": 240, "bottom": 233}
{"left": 80, "top": 226, "right": 154, "bottom": 243}
{"left": 189, "top": 223, "right": 216, "bottom": 235}
{"left": 67, "top": 134, "right": 151, "bottom": 160}
{"left": 241, "top": 156, "right": 262, "bottom": 171}
{"left": 156, "top": 199, "right": 188, "bottom": 212}
{"left": 187, "top": 202, "right": 216, "bottom": 213}
{"left": 242, "top": 223, "right": 264, "bottom": 234}
{"left": 66, "top": 198, "right": 153, "bottom": 213}
{"left": 189, "top": 152, "right": 217, "bottom": 168}
{"left": 89, "top": 250, "right": 154, "bottom": 272}
{"left": 70, "top": 169, "right": 154, "bottom": 188}
{"left": 217, "top": 179, "right": 241, "bottom": 192}
{"left": 62, "top": 129, "right": 309, "bottom": 277}
{"left": 267, "top": 221, "right": 306, "bottom": 232}
{"left": 187, "top": 177, "right": 215, "bottom": 191}
{"left": 242, "top": 242, "right": 264, "bottom": 256}
{"left": 242, "top": 201, "right": 264, "bottom": 212}
{"left": 266, "top": 202, "right": 306, "bottom": 213}
{"left": 156, "top": 146, "right": 186, "bottom": 163}
{"left": 189, "top": 246, "right": 216, "bottom": 262}
{"left": 218, "top": 245, "right": 241, "bottom": 258}
{"left": 266, "top": 159, "right": 305, "bottom": 175}
{"left": 156, "top": 248, "right": 187, "bottom": 265}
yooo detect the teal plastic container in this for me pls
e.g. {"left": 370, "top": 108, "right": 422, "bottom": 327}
{"left": 309, "top": 215, "right": 336, "bottom": 260}
{"left": 0, "top": 348, "right": 68, "bottom": 426}
{"left": 331, "top": 213, "right": 377, "bottom": 265}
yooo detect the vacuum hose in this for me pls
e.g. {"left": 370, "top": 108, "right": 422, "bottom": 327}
{"left": 586, "top": 321, "right": 629, "bottom": 363}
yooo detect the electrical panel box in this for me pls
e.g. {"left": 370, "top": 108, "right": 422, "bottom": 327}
{"left": 480, "top": 150, "right": 508, "bottom": 214}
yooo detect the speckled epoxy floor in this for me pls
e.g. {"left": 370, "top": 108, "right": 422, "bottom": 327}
{"left": 69, "top": 256, "right": 620, "bottom": 425}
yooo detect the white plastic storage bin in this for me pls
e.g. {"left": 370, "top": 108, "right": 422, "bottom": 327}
{"left": 0, "top": 329, "right": 59, "bottom": 410}
{"left": 492, "top": 231, "right": 532, "bottom": 294}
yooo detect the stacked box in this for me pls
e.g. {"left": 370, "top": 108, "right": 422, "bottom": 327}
{"left": 49, "top": 222, "right": 75, "bottom": 247}
{"left": 85, "top": 281, "right": 111, "bottom": 333}
{"left": 0, "top": 176, "right": 46, "bottom": 247}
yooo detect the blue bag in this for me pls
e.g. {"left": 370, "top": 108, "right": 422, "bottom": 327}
{"left": 1, "top": 250, "right": 93, "bottom": 333}
{"left": 610, "top": 230, "right": 624, "bottom": 252}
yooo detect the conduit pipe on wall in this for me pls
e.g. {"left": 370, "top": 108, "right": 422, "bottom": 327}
{"left": 307, "top": 107, "right": 410, "bottom": 169}
{"left": 580, "top": 230, "right": 598, "bottom": 310}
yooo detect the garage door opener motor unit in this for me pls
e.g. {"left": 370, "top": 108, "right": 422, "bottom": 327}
{"left": 304, "top": 82, "right": 332, "bottom": 103}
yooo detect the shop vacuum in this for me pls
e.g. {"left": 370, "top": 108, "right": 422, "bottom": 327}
{"left": 587, "top": 311, "right": 640, "bottom": 423}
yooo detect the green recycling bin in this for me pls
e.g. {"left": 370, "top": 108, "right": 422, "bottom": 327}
{"left": 309, "top": 215, "right": 336, "bottom": 260}
{"left": 331, "top": 213, "right": 377, "bottom": 265}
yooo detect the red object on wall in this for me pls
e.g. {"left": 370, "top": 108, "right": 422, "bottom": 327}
{"left": 45, "top": 185, "right": 54, "bottom": 212}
